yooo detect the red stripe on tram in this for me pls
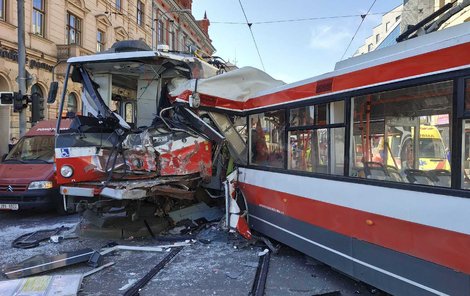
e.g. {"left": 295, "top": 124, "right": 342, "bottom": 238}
{"left": 240, "top": 182, "right": 470, "bottom": 274}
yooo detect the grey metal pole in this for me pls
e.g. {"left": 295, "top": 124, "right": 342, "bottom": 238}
{"left": 17, "top": 0, "right": 27, "bottom": 136}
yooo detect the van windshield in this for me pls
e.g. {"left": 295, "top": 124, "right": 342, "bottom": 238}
{"left": 5, "top": 136, "right": 55, "bottom": 163}
{"left": 419, "top": 138, "right": 446, "bottom": 158}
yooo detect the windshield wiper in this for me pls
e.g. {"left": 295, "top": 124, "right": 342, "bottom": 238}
{"left": 3, "top": 159, "right": 26, "bottom": 163}
{"left": 22, "top": 156, "right": 52, "bottom": 163}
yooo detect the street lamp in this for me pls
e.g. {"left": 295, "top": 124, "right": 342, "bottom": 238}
{"left": 151, "top": 7, "right": 191, "bottom": 50}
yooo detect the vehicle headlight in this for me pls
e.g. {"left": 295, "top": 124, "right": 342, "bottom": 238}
{"left": 28, "top": 181, "right": 53, "bottom": 190}
{"left": 60, "top": 165, "right": 74, "bottom": 178}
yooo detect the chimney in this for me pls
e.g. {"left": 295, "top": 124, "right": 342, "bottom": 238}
{"left": 180, "top": 0, "right": 192, "bottom": 10}
{"left": 197, "top": 11, "right": 210, "bottom": 36}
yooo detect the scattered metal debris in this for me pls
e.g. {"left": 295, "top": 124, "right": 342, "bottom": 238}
{"left": 3, "top": 248, "right": 95, "bottom": 279}
{"left": 83, "top": 262, "right": 115, "bottom": 278}
{"left": 11, "top": 226, "right": 70, "bottom": 249}
{"left": 0, "top": 274, "right": 83, "bottom": 296}
{"left": 87, "top": 251, "right": 103, "bottom": 268}
{"left": 123, "top": 247, "right": 183, "bottom": 296}
{"left": 99, "top": 242, "right": 191, "bottom": 255}
{"left": 250, "top": 250, "right": 271, "bottom": 296}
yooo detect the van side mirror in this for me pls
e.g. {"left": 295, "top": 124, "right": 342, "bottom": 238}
{"left": 47, "top": 81, "right": 59, "bottom": 104}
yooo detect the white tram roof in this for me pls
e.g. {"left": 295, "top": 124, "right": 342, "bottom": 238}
{"left": 67, "top": 50, "right": 196, "bottom": 64}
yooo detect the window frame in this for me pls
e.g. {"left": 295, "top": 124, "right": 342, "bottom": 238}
{"left": 136, "top": 0, "right": 144, "bottom": 27}
{"left": 96, "top": 29, "right": 105, "bottom": 52}
{"left": 66, "top": 12, "right": 81, "bottom": 45}
{"left": 32, "top": 0, "right": 46, "bottom": 37}
{"left": 1, "top": 0, "right": 6, "bottom": 21}
{"left": 115, "top": 0, "right": 121, "bottom": 11}
{"left": 157, "top": 19, "right": 164, "bottom": 44}
{"left": 287, "top": 101, "right": 346, "bottom": 175}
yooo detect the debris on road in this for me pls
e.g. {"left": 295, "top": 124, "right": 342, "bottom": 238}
{"left": 99, "top": 242, "right": 191, "bottom": 255}
{"left": 3, "top": 248, "right": 95, "bottom": 279}
{"left": 83, "top": 262, "right": 115, "bottom": 278}
{"left": 11, "top": 226, "right": 70, "bottom": 249}
{"left": 0, "top": 274, "right": 83, "bottom": 296}
{"left": 168, "top": 202, "right": 223, "bottom": 224}
{"left": 123, "top": 247, "right": 183, "bottom": 296}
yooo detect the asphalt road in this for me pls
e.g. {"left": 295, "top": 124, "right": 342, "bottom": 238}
{"left": 0, "top": 210, "right": 387, "bottom": 296}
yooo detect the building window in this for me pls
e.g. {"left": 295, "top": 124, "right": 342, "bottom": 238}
{"left": 169, "top": 29, "right": 175, "bottom": 50}
{"left": 367, "top": 43, "right": 373, "bottom": 52}
{"left": 66, "top": 13, "right": 81, "bottom": 45}
{"left": 67, "top": 93, "right": 78, "bottom": 114}
{"left": 0, "top": 0, "right": 6, "bottom": 21}
{"left": 375, "top": 33, "right": 380, "bottom": 44}
{"left": 97, "top": 30, "right": 105, "bottom": 52}
{"left": 157, "top": 20, "right": 164, "bottom": 44}
{"left": 249, "top": 110, "right": 286, "bottom": 168}
{"left": 350, "top": 81, "right": 453, "bottom": 187}
{"left": 385, "top": 21, "right": 390, "bottom": 32}
{"left": 32, "top": 0, "right": 45, "bottom": 36}
{"left": 115, "top": 0, "right": 121, "bottom": 11}
{"left": 137, "top": 1, "right": 144, "bottom": 27}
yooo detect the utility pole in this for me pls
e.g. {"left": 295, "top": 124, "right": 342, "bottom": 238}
{"left": 17, "top": 0, "right": 27, "bottom": 136}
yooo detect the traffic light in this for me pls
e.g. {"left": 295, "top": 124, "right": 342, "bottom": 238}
{"left": 13, "top": 93, "right": 27, "bottom": 112}
{"left": 31, "top": 92, "right": 45, "bottom": 123}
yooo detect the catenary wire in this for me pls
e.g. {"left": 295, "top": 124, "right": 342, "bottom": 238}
{"left": 237, "top": 0, "right": 266, "bottom": 71}
{"left": 340, "top": 0, "right": 378, "bottom": 61}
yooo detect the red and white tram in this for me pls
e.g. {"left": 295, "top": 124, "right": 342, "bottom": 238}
{"left": 173, "top": 21, "right": 470, "bottom": 295}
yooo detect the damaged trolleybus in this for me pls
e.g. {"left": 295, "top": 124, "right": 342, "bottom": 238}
{"left": 170, "top": 22, "right": 470, "bottom": 295}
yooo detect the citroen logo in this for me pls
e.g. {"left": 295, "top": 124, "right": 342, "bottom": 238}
{"left": 7, "top": 185, "right": 14, "bottom": 192}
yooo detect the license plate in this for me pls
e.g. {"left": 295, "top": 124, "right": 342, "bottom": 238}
{"left": 0, "top": 204, "right": 19, "bottom": 210}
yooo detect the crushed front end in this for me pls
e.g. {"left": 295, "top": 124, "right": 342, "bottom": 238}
{"left": 54, "top": 41, "right": 223, "bottom": 217}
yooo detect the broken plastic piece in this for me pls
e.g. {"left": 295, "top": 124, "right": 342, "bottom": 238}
{"left": 11, "top": 226, "right": 70, "bottom": 249}
{"left": 0, "top": 274, "right": 83, "bottom": 296}
{"left": 87, "top": 251, "right": 103, "bottom": 268}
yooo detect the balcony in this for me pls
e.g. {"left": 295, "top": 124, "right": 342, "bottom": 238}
{"left": 56, "top": 44, "right": 93, "bottom": 61}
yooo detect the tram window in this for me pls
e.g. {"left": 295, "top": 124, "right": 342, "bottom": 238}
{"left": 288, "top": 127, "right": 344, "bottom": 175}
{"left": 249, "top": 110, "right": 286, "bottom": 168}
{"left": 350, "top": 81, "right": 453, "bottom": 187}
{"left": 290, "top": 103, "right": 329, "bottom": 127}
{"left": 124, "top": 103, "right": 134, "bottom": 123}
{"left": 330, "top": 101, "right": 344, "bottom": 124}
{"left": 290, "top": 106, "right": 314, "bottom": 126}
{"left": 462, "top": 120, "right": 470, "bottom": 189}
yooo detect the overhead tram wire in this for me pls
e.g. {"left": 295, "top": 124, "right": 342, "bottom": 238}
{"left": 237, "top": 0, "right": 266, "bottom": 72}
{"left": 210, "top": 6, "right": 444, "bottom": 25}
{"left": 340, "top": 0, "right": 378, "bottom": 61}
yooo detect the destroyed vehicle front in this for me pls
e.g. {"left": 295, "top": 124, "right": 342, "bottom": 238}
{"left": 54, "top": 41, "right": 223, "bottom": 213}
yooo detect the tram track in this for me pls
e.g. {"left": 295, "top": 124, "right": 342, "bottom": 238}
{"left": 122, "top": 247, "right": 183, "bottom": 296}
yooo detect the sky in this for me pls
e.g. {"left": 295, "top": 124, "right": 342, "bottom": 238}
{"left": 192, "top": 0, "right": 402, "bottom": 83}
